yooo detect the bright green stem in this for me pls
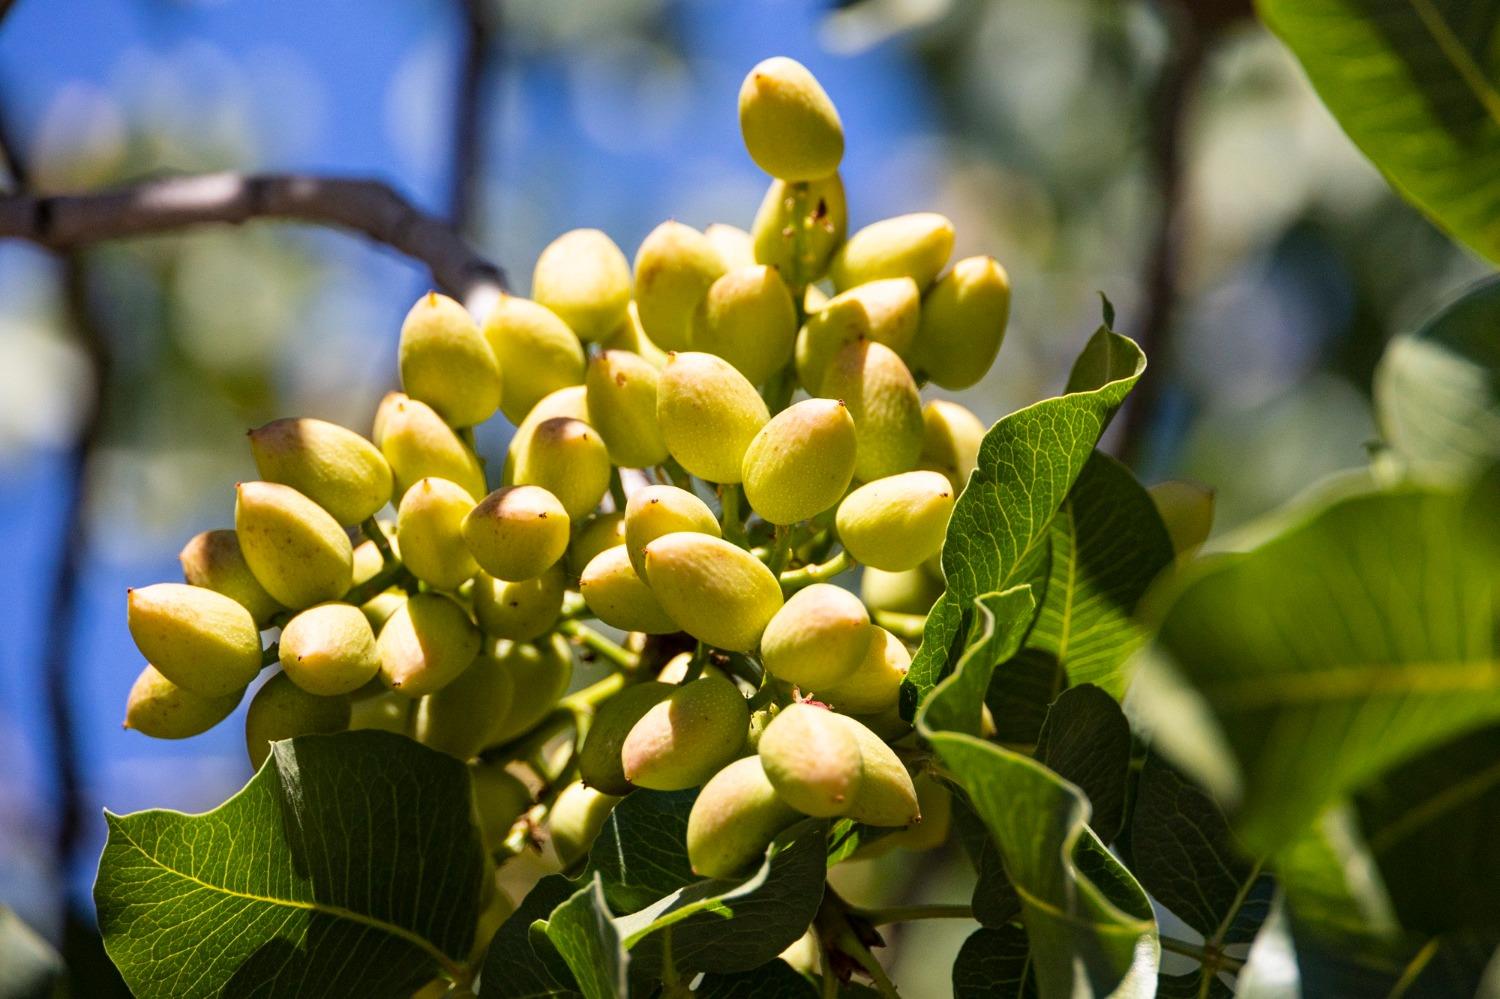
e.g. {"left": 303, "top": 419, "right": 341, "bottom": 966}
{"left": 260, "top": 642, "right": 280, "bottom": 668}
{"left": 608, "top": 466, "right": 628, "bottom": 513}
{"left": 873, "top": 611, "right": 927, "bottom": 642}
{"left": 558, "top": 619, "right": 639, "bottom": 671}
{"left": 559, "top": 591, "right": 589, "bottom": 620}
{"left": 766, "top": 525, "right": 794, "bottom": 576}
{"left": 835, "top": 923, "right": 901, "bottom": 999}
{"left": 343, "top": 560, "right": 410, "bottom": 606}
{"left": 362, "top": 517, "right": 397, "bottom": 567}
{"left": 719, "top": 485, "right": 748, "bottom": 547}
{"left": 779, "top": 549, "right": 854, "bottom": 593}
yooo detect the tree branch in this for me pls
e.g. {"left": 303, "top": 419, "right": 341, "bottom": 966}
{"left": 0, "top": 172, "right": 507, "bottom": 312}
{"left": 449, "top": 0, "right": 496, "bottom": 233}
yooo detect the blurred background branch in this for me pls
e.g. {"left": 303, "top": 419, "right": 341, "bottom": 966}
{"left": 0, "top": 172, "right": 507, "bottom": 312}
{"left": 1118, "top": 0, "right": 1253, "bottom": 468}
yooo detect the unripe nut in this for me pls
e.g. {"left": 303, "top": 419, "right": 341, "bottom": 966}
{"left": 179, "top": 529, "right": 284, "bottom": 627}
{"left": 463, "top": 485, "right": 571, "bottom": 582}
{"left": 910, "top": 256, "right": 1011, "bottom": 390}
{"left": 376, "top": 593, "right": 481, "bottom": 697}
{"left": 657, "top": 351, "right": 769, "bottom": 484}
{"left": 829, "top": 213, "right": 955, "bottom": 292}
{"left": 759, "top": 583, "right": 872, "bottom": 690}
{"left": 577, "top": 681, "right": 673, "bottom": 795}
{"left": 820, "top": 340, "right": 924, "bottom": 483}
{"left": 690, "top": 265, "right": 797, "bottom": 386}
{"left": 633, "top": 221, "right": 728, "bottom": 352}
{"left": 741, "top": 398, "right": 857, "bottom": 526}
{"left": 641, "top": 533, "right": 783, "bottom": 652}
{"left": 126, "top": 582, "right": 263, "bottom": 697}
{"left": 532, "top": 229, "right": 632, "bottom": 342}
{"left": 836, "top": 471, "right": 954, "bottom": 571}
{"left": 585, "top": 350, "right": 669, "bottom": 468}
{"left": 244, "top": 671, "right": 350, "bottom": 771}
{"left": 620, "top": 673, "right": 750, "bottom": 791}
{"left": 738, "top": 57, "right": 844, "bottom": 182}
{"left": 235, "top": 481, "right": 354, "bottom": 610}
{"left": 279, "top": 602, "right": 382, "bottom": 697}
{"left": 248, "top": 417, "right": 392, "bottom": 526}
{"left": 125, "top": 664, "right": 242, "bottom": 740}
{"left": 579, "top": 545, "right": 680, "bottom": 635}
{"left": 623, "top": 484, "right": 721, "bottom": 578}
{"left": 397, "top": 477, "right": 480, "bottom": 590}
{"left": 399, "top": 292, "right": 502, "bottom": 427}
{"left": 484, "top": 295, "right": 586, "bottom": 426}
{"left": 686, "top": 756, "right": 801, "bottom": 878}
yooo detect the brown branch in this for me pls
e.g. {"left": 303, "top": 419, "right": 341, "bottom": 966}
{"left": 0, "top": 172, "right": 508, "bottom": 311}
{"left": 1116, "top": 0, "right": 1251, "bottom": 468}
{"left": 449, "top": 0, "right": 495, "bottom": 233}
{"left": 0, "top": 93, "right": 94, "bottom": 883}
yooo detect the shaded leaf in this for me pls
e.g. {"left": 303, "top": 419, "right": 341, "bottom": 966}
{"left": 918, "top": 594, "right": 1158, "bottom": 998}
{"left": 1375, "top": 277, "right": 1500, "bottom": 479}
{"left": 971, "top": 840, "right": 1021, "bottom": 928}
{"left": 952, "top": 925, "right": 1036, "bottom": 999}
{"left": 614, "top": 818, "right": 826, "bottom": 977}
{"left": 1017, "top": 451, "right": 1175, "bottom": 698}
{"left": 903, "top": 324, "right": 1145, "bottom": 713}
{"left": 1148, "top": 478, "right": 1500, "bottom": 853}
{"left": 96, "top": 731, "right": 485, "bottom": 999}
{"left": 1275, "top": 804, "right": 1399, "bottom": 945}
{"left": 1035, "top": 684, "right": 1132, "bottom": 843}
{"left": 585, "top": 789, "right": 697, "bottom": 913}
{"left": 984, "top": 649, "right": 1061, "bottom": 746}
{"left": 1357, "top": 723, "right": 1500, "bottom": 936}
{"left": 1130, "top": 754, "right": 1272, "bottom": 946}
{"left": 479, "top": 875, "right": 581, "bottom": 998}
{"left": 543, "top": 876, "right": 628, "bottom": 999}
{"left": 696, "top": 960, "right": 818, "bottom": 998}
{"left": 1258, "top": 0, "right": 1500, "bottom": 262}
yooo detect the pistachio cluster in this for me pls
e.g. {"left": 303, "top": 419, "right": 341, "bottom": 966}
{"left": 122, "top": 56, "right": 1009, "bottom": 885}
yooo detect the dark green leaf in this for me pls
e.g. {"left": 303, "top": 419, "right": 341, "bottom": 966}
{"left": 1036, "top": 684, "right": 1132, "bottom": 843}
{"left": 903, "top": 324, "right": 1145, "bottom": 713}
{"left": 1148, "top": 478, "right": 1500, "bottom": 853}
{"left": 919, "top": 589, "right": 1158, "bottom": 996}
{"left": 543, "top": 876, "right": 628, "bottom": 999}
{"left": 1016, "top": 451, "right": 1175, "bottom": 698}
{"left": 1375, "top": 277, "right": 1500, "bottom": 479}
{"left": 1357, "top": 723, "right": 1500, "bottom": 936}
{"left": 696, "top": 960, "right": 818, "bottom": 998}
{"left": 585, "top": 789, "right": 697, "bottom": 913}
{"left": 0, "top": 905, "right": 63, "bottom": 999}
{"left": 1130, "top": 754, "right": 1271, "bottom": 946}
{"left": 971, "top": 840, "right": 1021, "bottom": 928}
{"left": 1274, "top": 804, "right": 1399, "bottom": 944}
{"left": 614, "top": 818, "right": 826, "bottom": 977}
{"left": 1258, "top": 0, "right": 1500, "bottom": 262}
{"left": 96, "top": 731, "right": 485, "bottom": 999}
{"left": 983, "top": 649, "right": 1061, "bottom": 746}
{"left": 479, "top": 875, "right": 581, "bottom": 998}
{"left": 952, "top": 925, "right": 1035, "bottom": 999}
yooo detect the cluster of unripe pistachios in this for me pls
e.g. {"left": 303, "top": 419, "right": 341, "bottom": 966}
{"left": 121, "top": 56, "right": 1007, "bottom": 885}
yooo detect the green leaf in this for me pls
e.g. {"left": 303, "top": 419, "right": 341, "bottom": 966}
{"left": 971, "top": 839, "right": 1022, "bottom": 928}
{"left": 95, "top": 731, "right": 485, "bottom": 999}
{"left": 1129, "top": 754, "right": 1272, "bottom": 947}
{"left": 584, "top": 789, "right": 698, "bottom": 913}
{"left": 903, "top": 324, "right": 1145, "bottom": 712}
{"left": 1274, "top": 804, "right": 1399, "bottom": 944}
{"left": 921, "top": 588, "right": 1037, "bottom": 738}
{"left": 952, "top": 925, "right": 1036, "bottom": 999}
{"left": 917, "top": 598, "right": 1158, "bottom": 998}
{"left": 1018, "top": 451, "right": 1175, "bottom": 698}
{"left": 543, "top": 876, "right": 629, "bottom": 999}
{"left": 1356, "top": 723, "right": 1500, "bottom": 936}
{"left": 1148, "top": 478, "right": 1500, "bottom": 853}
{"left": 613, "top": 818, "right": 827, "bottom": 977}
{"left": 1257, "top": 0, "right": 1500, "bottom": 262}
{"left": 479, "top": 875, "right": 581, "bottom": 998}
{"left": 1376, "top": 277, "right": 1500, "bottom": 480}
{"left": 696, "top": 961, "right": 819, "bottom": 998}
{"left": 0, "top": 905, "right": 63, "bottom": 999}
{"left": 1035, "top": 684, "right": 1132, "bottom": 843}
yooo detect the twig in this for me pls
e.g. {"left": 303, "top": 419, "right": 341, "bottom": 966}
{"left": 558, "top": 619, "right": 640, "bottom": 671}
{"left": 449, "top": 0, "right": 496, "bottom": 235}
{"left": 1115, "top": 8, "right": 1205, "bottom": 468}
{"left": 0, "top": 172, "right": 507, "bottom": 313}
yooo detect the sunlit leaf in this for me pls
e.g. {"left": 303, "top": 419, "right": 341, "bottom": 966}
{"left": 1148, "top": 477, "right": 1500, "bottom": 852}
{"left": 1259, "top": 0, "right": 1500, "bottom": 262}
{"left": 96, "top": 731, "right": 486, "bottom": 999}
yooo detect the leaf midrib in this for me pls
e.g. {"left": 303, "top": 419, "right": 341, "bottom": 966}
{"left": 1204, "top": 658, "right": 1500, "bottom": 709}
{"left": 1406, "top": 0, "right": 1500, "bottom": 128}
{"left": 112, "top": 823, "right": 464, "bottom": 977}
